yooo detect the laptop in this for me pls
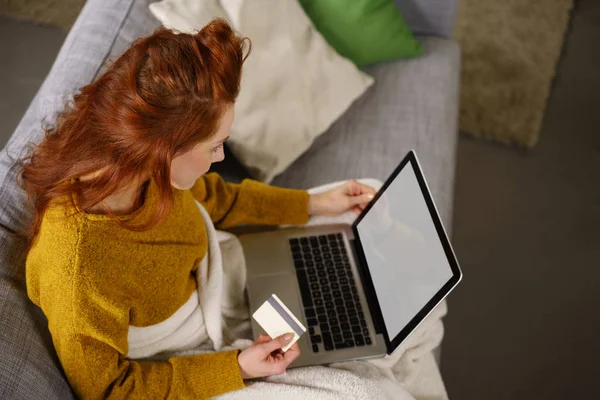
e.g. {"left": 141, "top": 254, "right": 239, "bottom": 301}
{"left": 238, "top": 150, "right": 462, "bottom": 367}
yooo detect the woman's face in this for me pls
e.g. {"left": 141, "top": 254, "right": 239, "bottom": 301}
{"left": 170, "top": 105, "right": 234, "bottom": 190}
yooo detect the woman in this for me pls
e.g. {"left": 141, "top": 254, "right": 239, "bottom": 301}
{"left": 21, "top": 19, "right": 376, "bottom": 399}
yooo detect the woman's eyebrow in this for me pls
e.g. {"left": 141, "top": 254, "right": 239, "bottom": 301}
{"left": 217, "top": 136, "right": 230, "bottom": 144}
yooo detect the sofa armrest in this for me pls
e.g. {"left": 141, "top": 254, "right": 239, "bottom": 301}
{"left": 0, "top": 1, "right": 145, "bottom": 399}
{"left": 395, "top": 0, "right": 458, "bottom": 38}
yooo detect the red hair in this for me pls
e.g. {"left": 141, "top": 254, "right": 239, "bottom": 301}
{"left": 20, "top": 19, "right": 249, "bottom": 244}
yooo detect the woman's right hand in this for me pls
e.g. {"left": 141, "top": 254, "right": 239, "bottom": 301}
{"left": 237, "top": 333, "right": 300, "bottom": 379}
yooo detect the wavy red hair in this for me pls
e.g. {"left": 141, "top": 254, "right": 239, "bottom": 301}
{"left": 20, "top": 19, "right": 249, "bottom": 244}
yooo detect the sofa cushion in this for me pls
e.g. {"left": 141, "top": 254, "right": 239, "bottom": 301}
{"left": 272, "top": 36, "right": 460, "bottom": 229}
{"left": 0, "top": 1, "right": 153, "bottom": 398}
{"left": 94, "top": 0, "right": 161, "bottom": 80}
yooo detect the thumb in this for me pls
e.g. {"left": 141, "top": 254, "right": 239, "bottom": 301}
{"left": 351, "top": 193, "right": 374, "bottom": 205}
{"left": 260, "top": 333, "right": 294, "bottom": 353}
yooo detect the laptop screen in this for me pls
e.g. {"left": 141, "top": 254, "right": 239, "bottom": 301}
{"left": 355, "top": 161, "right": 454, "bottom": 341}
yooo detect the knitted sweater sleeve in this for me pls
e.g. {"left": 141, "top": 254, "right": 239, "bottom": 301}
{"left": 28, "top": 226, "right": 245, "bottom": 399}
{"left": 190, "top": 172, "right": 310, "bottom": 229}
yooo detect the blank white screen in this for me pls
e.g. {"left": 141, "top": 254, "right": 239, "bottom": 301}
{"left": 356, "top": 163, "right": 452, "bottom": 340}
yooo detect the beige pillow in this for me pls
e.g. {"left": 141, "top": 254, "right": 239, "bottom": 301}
{"left": 150, "top": 0, "right": 373, "bottom": 182}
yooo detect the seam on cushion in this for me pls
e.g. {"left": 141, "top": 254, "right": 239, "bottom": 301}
{"left": 92, "top": 0, "right": 137, "bottom": 82}
{"left": 0, "top": 161, "right": 26, "bottom": 230}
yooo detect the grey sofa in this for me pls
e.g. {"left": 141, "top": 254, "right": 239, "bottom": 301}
{"left": 0, "top": 0, "right": 460, "bottom": 398}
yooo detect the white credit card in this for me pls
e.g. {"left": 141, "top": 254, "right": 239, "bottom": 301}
{"left": 252, "top": 294, "right": 307, "bottom": 352}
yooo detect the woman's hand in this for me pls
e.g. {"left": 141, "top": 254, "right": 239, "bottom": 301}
{"left": 237, "top": 333, "right": 300, "bottom": 380}
{"left": 308, "top": 179, "right": 377, "bottom": 216}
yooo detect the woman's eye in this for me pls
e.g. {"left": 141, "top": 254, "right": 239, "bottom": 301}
{"left": 212, "top": 144, "right": 223, "bottom": 154}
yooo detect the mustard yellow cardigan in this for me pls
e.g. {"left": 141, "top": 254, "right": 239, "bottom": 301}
{"left": 26, "top": 173, "right": 309, "bottom": 399}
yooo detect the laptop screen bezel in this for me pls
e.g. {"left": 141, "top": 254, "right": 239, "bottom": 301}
{"left": 351, "top": 150, "right": 463, "bottom": 354}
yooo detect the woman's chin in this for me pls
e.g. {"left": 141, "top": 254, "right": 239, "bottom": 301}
{"left": 171, "top": 181, "right": 193, "bottom": 191}
{"left": 170, "top": 173, "right": 207, "bottom": 190}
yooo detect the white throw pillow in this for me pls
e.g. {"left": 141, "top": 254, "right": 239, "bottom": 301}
{"left": 150, "top": 0, "right": 373, "bottom": 182}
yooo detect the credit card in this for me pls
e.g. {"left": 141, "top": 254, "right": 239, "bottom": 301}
{"left": 252, "top": 293, "right": 307, "bottom": 352}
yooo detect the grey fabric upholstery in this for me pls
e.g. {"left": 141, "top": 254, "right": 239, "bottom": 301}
{"left": 94, "top": 0, "right": 161, "bottom": 80}
{"left": 0, "top": 1, "right": 138, "bottom": 398}
{"left": 395, "top": 0, "right": 459, "bottom": 38}
{"left": 273, "top": 36, "right": 460, "bottom": 229}
{"left": 0, "top": 0, "right": 459, "bottom": 398}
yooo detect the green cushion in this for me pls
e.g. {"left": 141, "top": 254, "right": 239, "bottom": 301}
{"left": 299, "top": 0, "right": 422, "bottom": 67}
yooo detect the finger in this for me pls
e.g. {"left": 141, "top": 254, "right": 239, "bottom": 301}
{"left": 253, "top": 334, "right": 271, "bottom": 346}
{"left": 360, "top": 183, "right": 377, "bottom": 196}
{"left": 283, "top": 344, "right": 301, "bottom": 363}
{"left": 351, "top": 193, "right": 375, "bottom": 206}
{"left": 359, "top": 197, "right": 370, "bottom": 208}
{"left": 270, "top": 342, "right": 301, "bottom": 374}
{"left": 253, "top": 334, "right": 270, "bottom": 346}
{"left": 345, "top": 179, "right": 361, "bottom": 196}
{"left": 348, "top": 180, "right": 376, "bottom": 196}
{"left": 260, "top": 332, "right": 294, "bottom": 354}
{"left": 285, "top": 342, "right": 300, "bottom": 355}
{"left": 271, "top": 348, "right": 284, "bottom": 357}
{"left": 273, "top": 342, "right": 296, "bottom": 359}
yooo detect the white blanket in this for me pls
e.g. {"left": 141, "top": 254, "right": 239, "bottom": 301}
{"left": 171, "top": 179, "right": 449, "bottom": 399}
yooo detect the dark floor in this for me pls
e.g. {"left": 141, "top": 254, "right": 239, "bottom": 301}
{"left": 443, "top": 1, "right": 600, "bottom": 398}
{"left": 1, "top": 1, "right": 599, "bottom": 399}
{"left": 0, "top": 16, "right": 67, "bottom": 142}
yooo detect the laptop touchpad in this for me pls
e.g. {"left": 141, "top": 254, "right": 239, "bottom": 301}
{"left": 240, "top": 234, "right": 295, "bottom": 278}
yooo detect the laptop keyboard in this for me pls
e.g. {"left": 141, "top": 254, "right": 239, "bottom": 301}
{"left": 289, "top": 233, "right": 372, "bottom": 353}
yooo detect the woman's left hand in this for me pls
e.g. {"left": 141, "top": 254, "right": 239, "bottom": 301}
{"left": 308, "top": 179, "right": 377, "bottom": 217}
